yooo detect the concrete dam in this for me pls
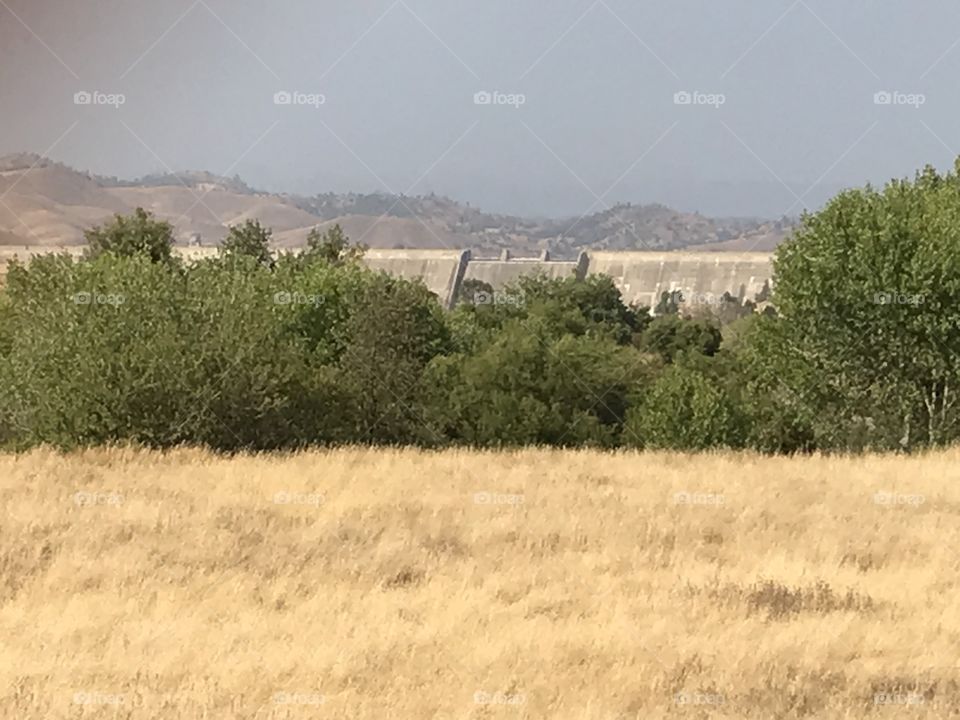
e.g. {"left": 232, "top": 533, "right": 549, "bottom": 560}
{"left": 0, "top": 247, "right": 774, "bottom": 309}
{"left": 366, "top": 249, "right": 773, "bottom": 309}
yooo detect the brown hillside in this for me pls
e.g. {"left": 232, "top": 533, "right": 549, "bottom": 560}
{"left": 0, "top": 154, "right": 796, "bottom": 253}
{"left": 273, "top": 215, "right": 474, "bottom": 250}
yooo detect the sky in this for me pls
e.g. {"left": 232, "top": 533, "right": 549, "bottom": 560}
{"left": 3, "top": 0, "right": 960, "bottom": 218}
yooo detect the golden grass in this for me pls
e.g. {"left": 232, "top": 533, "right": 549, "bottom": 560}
{"left": 2, "top": 447, "right": 959, "bottom": 719}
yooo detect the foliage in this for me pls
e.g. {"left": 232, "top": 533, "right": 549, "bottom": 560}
{"left": 304, "top": 224, "right": 366, "bottom": 265}
{"left": 637, "top": 314, "right": 722, "bottom": 363}
{"left": 425, "top": 316, "right": 650, "bottom": 448}
{"left": 84, "top": 207, "right": 175, "bottom": 265}
{"left": 8, "top": 159, "right": 960, "bottom": 454}
{"left": 220, "top": 220, "right": 274, "bottom": 267}
{"left": 455, "top": 278, "right": 494, "bottom": 307}
{"left": 654, "top": 289, "right": 683, "bottom": 316}
{"left": 334, "top": 271, "right": 453, "bottom": 445}
{"left": 767, "top": 162, "right": 960, "bottom": 450}
{"left": 624, "top": 363, "right": 740, "bottom": 450}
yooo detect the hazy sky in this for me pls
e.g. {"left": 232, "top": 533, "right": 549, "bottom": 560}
{"left": 3, "top": 0, "right": 960, "bottom": 218}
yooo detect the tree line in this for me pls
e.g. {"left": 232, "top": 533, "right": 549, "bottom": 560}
{"left": 2, "top": 161, "right": 960, "bottom": 453}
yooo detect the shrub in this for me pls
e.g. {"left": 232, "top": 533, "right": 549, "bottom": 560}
{"left": 84, "top": 207, "right": 175, "bottom": 265}
{"left": 637, "top": 314, "right": 722, "bottom": 364}
{"left": 624, "top": 364, "right": 740, "bottom": 450}
{"left": 334, "top": 271, "right": 453, "bottom": 445}
{"left": 762, "top": 163, "right": 960, "bottom": 450}
{"left": 303, "top": 223, "right": 365, "bottom": 265}
{"left": 426, "top": 316, "right": 651, "bottom": 447}
{"left": 220, "top": 220, "right": 274, "bottom": 267}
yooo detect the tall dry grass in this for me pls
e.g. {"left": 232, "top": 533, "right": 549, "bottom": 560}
{"left": 1, "top": 447, "right": 959, "bottom": 719}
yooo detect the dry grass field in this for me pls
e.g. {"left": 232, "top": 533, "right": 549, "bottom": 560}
{"left": 1, "top": 447, "right": 959, "bottom": 719}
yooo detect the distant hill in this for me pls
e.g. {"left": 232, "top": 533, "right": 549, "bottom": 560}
{"left": 0, "top": 154, "right": 796, "bottom": 255}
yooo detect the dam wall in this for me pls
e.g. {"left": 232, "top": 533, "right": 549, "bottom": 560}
{"left": 463, "top": 251, "right": 589, "bottom": 291}
{"left": 0, "top": 246, "right": 774, "bottom": 309}
{"left": 586, "top": 251, "right": 773, "bottom": 308}
{"left": 361, "top": 249, "right": 469, "bottom": 310}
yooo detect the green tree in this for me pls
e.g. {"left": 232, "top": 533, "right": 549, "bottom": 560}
{"left": 0, "top": 252, "right": 357, "bottom": 450}
{"left": 84, "top": 208, "right": 175, "bottom": 264}
{"left": 220, "top": 220, "right": 274, "bottom": 267}
{"left": 759, "top": 162, "right": 960, "bottom": 450}
{"left": 525, "top": 273, "right": 646, "bottom": 344}
{"left": 0, "top": 253, "right": 193, "bottom": 447}
{"left": 637, "top": 314, "right": 722, "bottom": 363}
{"left": 426, "top": 315, "right": 651, "bottom": 448}
{"left": 731, "top": 315, "right": 819, "bottom": 453}
{"left": 654, "top": 289, "right": 683, "bottom": 316}
{"left": 304, "top": 224, "right": 365, "bottom": 265}
{"left": 624, "top": 364, "right": 739, "bottom": 450}
{"left": 455, "top": 274, "right": 644, "bottom": 346}
{"left": 456, "top": 278, "right": 494, "bottom": 307}
{"left": 335, "top": 272, "right": 452, "bottom": 444}
{"left": 692, "top": 291, "right": 753, "bottom": 326}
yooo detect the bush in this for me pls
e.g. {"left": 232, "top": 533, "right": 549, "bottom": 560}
{"left": 220, "top": 220, "right": 274, "bottom": 267}
{"left": 0, "top": 236, "right": 455, "bottom": 450}
{"left": 624, "top": 364, "right": 740, "bottom": 450}
{"left": 11, "top": 156, "right": 960, "bottom": 457}
{"left": 303, "top": 223, "right": 365, "bottom": 265}
{"left": 637, "top": 314, "right": 722, "bottom": 363}
{"left": 0, "top": 253, "right": 192, "bottom": 447}
{"left": 426, "top": 316, "right": 651, "bottom": 447}
{"left": 334, "top": 271, "right": 453, "bottom": 445}
{"left": 84, "top": 208, "right": 175, "bottom": 265}
{"left": 763, "top": 162, "right": 960, "bottom": 450}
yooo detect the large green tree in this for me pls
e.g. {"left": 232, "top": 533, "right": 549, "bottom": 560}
{"left": 425, "top": 315, "right": 652, "bottom": 448}
{"left": 220, "top": 220, "right": 274, "bottom": 267}
{"left": 637, "top": 314, "right": 722, "bottom": 364}
{"left": 755, "top": 162, "right": 960, "bottom": 450}
{"left": 303, "top": 223, "right": 365, "bottom": 265}
{"left": 84, "top": 208, "right": 175, "bottom": 264}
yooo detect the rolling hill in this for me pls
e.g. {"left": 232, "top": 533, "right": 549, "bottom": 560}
{"left": 0, "top": 154, "right": 795, "bottom": 255}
